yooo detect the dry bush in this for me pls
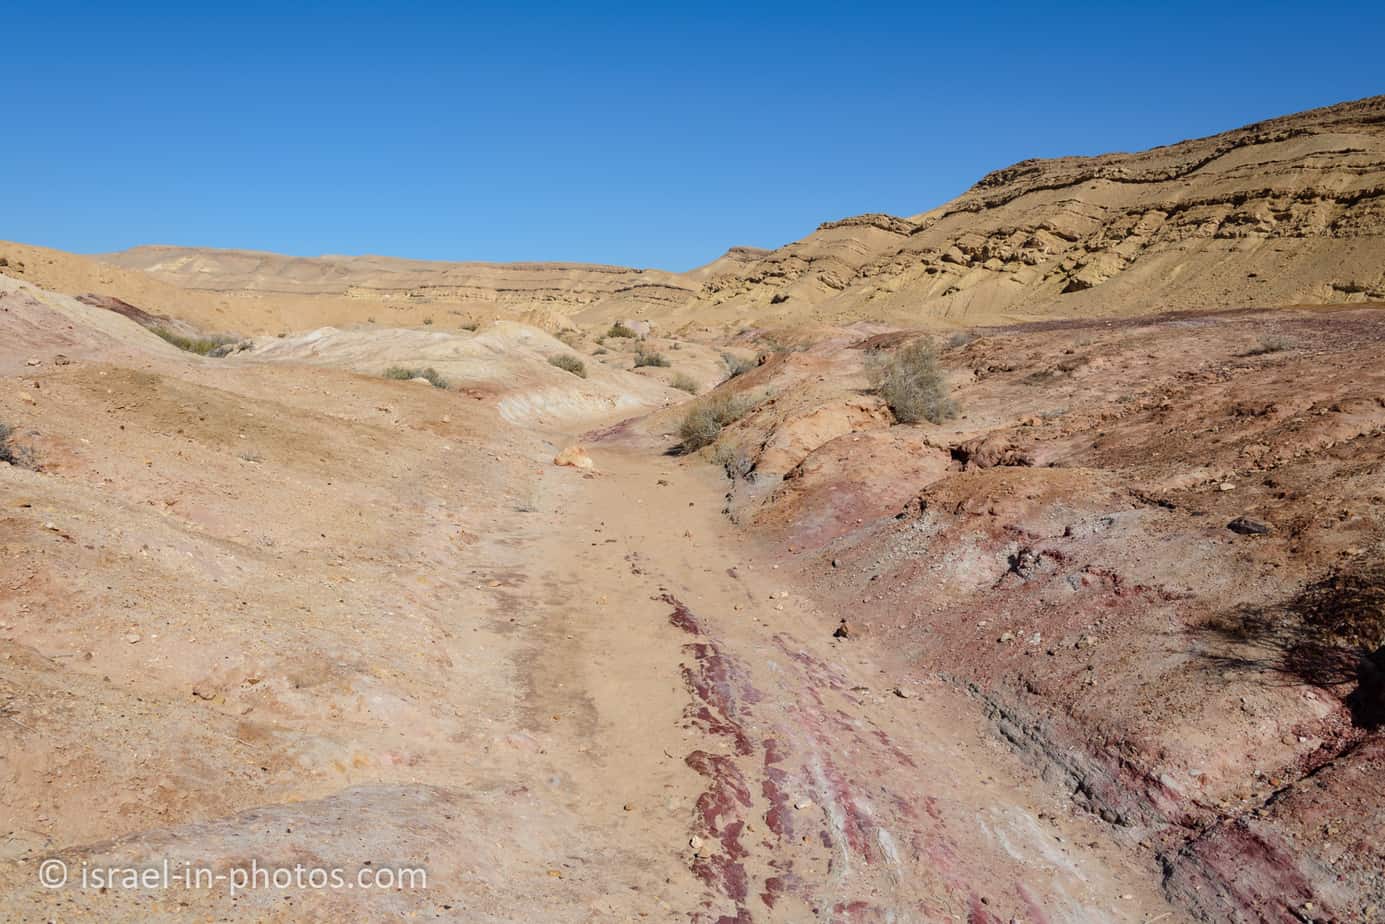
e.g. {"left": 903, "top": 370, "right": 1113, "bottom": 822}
{"left": 548, "top": 354, "right": 588, "bottom": 378}
{"left": 1241, "top": 336, "right": 1292, "bottom": 357}
{"left": 869, "top": 340, "right": 956, "bottom": 424}
{"left": 670, "top": 373, "right": 699, "bottom": 394}
{"left": 721, "top": 352, "right": 757, "bottom": 379}
{"left": 634, "top": 350, "right": 669, "bottom": 368}
{"left": 678, "top": 392, "right": 756, "bottom": 451}
{"left": 606, "top": 322, "right": 639, "bottom": 339}
{"left": 383, "top": 366, "right": 449, "bottom": 389}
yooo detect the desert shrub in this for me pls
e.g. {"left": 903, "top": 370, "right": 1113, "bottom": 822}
{"left": 592, "top": 347, "right": 608, "bottom": 355}
{"left": 0, "top": 423, "right": 37, "bottom": 470}
{"left": 870, "top": 340, "right": 956, "bottom": 424}
{"left": 460, "top": 321, "right": 479, "bottom": 332}
{"left": 946, "top": 330, "right": 977, "bottom": 349}
{"left": 678, "top": 392, "right": 756, "bottom": 451}
{"left": 422, "top": 317, "right": 434, "bottom": 326}
{"left": 721, "top": 352, "right": 757, "bottom": 378}
{"left": 151, "top": 326, "right": 240, "bottom": 356}
{"left": 556, "top": 328, "right": 583, "bottom": 346}
{"left": 606, "top": 322, "right": 639, "bottom": 339}
{"left": 1242, "top": 336, "right": 1292, "bottom": 356}
{"left": 548, "top": 353, "right": 587, "bottom": 378}
{"left": 634, "top": 350, "right": 669, "bottom": 368}
{"left": 670, "top": 373, "right": 699, "bottom": 394}
{"left": 383, "top": 366, "right": 449, "bottom": 389}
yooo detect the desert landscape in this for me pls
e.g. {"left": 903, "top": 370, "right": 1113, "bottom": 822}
{"left": 3, "top": 93, "right": 1384, "bottom": 924}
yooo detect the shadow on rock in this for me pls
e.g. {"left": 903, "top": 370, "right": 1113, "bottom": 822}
{"left": 1194, "top": 556, "right": 1385, "bottom": 729}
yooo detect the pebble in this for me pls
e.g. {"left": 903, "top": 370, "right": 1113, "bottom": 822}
{"left": 124, "top": 633, "right": 142, "bottom": 644}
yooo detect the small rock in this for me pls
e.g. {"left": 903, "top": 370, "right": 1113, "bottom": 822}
{"left": 1227, "top": 516, "right": 1271, "bottom": 536}
{"left": 831, "top": 558, "right": 840, "bottom": 568}
{"left": 124, "top": 633, "right": 142, "bottom": 644}
{"left": 998, "top": 631, "right": 1015, "bottom": 643}
{"left": 833, "top": 620, "right": 851, "bottom": 639}
{"left": 1219, "top": 482, "right": 1236, "bottom": 491}
{"left": 794, "top": 800, "right": 814, "bottom": 810}
{"left": 892, "top": 686, "right": 912, "bottom": 699}
{"left": 25, "top": 358, "right": 40, "bottom": 367}
{"left": 553, "top": 446, "right": 595, "bottom": 470}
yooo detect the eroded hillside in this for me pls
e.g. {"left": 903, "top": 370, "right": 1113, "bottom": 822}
{"left": 672, "top": 95, "right": 1385, "bottom": 328}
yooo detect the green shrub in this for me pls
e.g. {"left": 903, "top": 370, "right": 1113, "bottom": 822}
{"left": 606, "top": 322, "right": 639, "bottom": 339}
{"left": 670, "top": 373, "right": 699, "bottom": 394}
{"left": 151, "top": 326, "right": 241, "bottom": 356}
{"left": 383, "top": 366, "right": 449, "bottom": 389}
{"left": 869, "top": 340, "right": 956, "bottom": 424}
{"left": 548, "top": 354, "right": 588, "bottom": 378}
{"left": 678, "top": 392, "right": 756, "bottom": 451}
{"left": 634, "top": 350, "right": 669, "bottom": 368}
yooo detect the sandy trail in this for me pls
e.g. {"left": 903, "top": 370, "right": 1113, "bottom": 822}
{"left": 510, "top": 438, "right": 1185, "bottom": 922}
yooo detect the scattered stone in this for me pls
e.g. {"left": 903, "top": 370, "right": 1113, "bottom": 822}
{"left": 1227, "top": 516, "right": 1272, "bottom": 535}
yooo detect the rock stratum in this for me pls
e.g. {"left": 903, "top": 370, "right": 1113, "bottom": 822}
{"left": 680, "top": 94, "right": 1385, "bottom": 327}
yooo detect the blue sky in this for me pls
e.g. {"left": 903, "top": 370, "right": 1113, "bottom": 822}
{"left": 3, "top": 2, "right": 1382, "bottom": 271}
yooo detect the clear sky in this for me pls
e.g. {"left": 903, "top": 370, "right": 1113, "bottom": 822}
{"left": 3, "top": 1, "right": 1382, "bottom": 271}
